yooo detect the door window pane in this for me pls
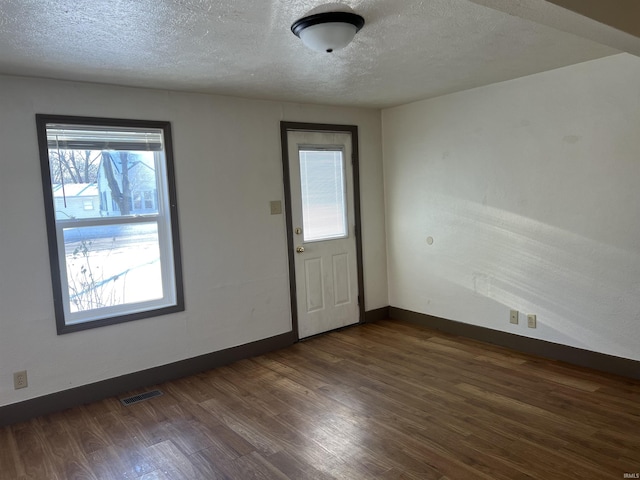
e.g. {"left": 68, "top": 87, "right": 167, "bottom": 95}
{"left": 299, "top": 149, "right": 347, "bottom": 242}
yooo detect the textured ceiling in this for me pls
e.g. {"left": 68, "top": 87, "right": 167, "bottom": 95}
{"left": 0, "top": 0, "right": 627, "bottom": 108}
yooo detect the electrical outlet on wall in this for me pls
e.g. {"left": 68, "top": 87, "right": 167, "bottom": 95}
{"left": 510, "top": 309, "right": 519, "bottom": 324}
{"left": 527, "top": 314, "right": 537, "bottom": 329}
{"left": 13, "top": 371, "right": 28, "bottom": 390}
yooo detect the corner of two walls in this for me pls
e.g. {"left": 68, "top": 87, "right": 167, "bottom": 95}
{"left": 381, "top": 53, "right": 640, "bottom": 362}
{"left": 7, "top": 49, "right": 640, "bottom": 410}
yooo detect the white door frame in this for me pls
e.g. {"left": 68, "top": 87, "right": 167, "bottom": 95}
{"left": 280, "top": 122, "right": 365, "bottom": 340}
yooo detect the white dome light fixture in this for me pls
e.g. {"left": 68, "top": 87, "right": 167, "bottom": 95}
{"left": 291, "top": 12, "right": 365, "bottom": 53}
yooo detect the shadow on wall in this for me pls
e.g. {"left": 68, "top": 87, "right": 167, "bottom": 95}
{"left": 400, "top": 194, "right": 640, "bottom": 359}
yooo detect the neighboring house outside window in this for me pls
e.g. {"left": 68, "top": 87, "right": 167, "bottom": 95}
{"left": 52, "top": 183, "right": 99, "bottom": 219}
{"left": 36, "top": 115, "right": 184, "bottom": 334}
{"left": 97, "top": 153, "right": 158, "bottom": 216}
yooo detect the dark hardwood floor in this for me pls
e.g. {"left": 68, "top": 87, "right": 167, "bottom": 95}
{"left": 1, "top": 319, "right": 639, "bottom": 479}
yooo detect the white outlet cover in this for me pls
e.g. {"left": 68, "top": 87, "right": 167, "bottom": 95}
{"left": 13, "top": 371, "right": 28, "bottom": 389}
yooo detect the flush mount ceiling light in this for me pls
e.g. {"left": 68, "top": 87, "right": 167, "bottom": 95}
{"left": 291, "top": 12, "right": 365, "bottom": 53}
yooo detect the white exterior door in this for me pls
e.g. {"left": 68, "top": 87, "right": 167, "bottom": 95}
{"left": 287, "top": 130, "right": 359, "bottom": 339}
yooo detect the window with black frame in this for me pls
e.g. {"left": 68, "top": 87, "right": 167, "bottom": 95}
{"left": 36, "top": 115, "right": 184, "bottom": 334}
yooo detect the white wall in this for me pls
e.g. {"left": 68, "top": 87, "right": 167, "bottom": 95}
{"left": 382, "top": 53, "right": 640, "bottom": 361}
{"left": 0, "top": 76, "right": 388, "bottom": 406}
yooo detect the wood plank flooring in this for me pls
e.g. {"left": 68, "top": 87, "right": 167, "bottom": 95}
{"left": 1, "top": 319, "right": 639, "bottom": 479}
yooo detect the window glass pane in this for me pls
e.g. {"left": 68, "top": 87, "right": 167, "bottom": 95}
{"left": 63, "top": 223, "right": 163, "bottom": 315}
{"left": 299, "top": 149, "right": 347, "bottom": 242}
{"left": 50, "top": 149, "right": 159, "bottom": 221}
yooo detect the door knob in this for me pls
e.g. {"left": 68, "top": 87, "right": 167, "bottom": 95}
{"left": 296, "top": 246, "right": 305, "bottom": 253}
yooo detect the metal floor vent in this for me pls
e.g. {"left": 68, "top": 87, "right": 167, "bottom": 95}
{"left": 120, "top": 389, "right": 163, "bottom": 406}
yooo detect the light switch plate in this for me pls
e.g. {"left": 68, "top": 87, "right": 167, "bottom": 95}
{"left": 270, "top": 200, "right": 282, "bottom": 215}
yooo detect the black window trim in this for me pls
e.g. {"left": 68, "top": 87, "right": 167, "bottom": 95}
{"left": 36, "top": 114, "right": 185, "bottom": 334}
